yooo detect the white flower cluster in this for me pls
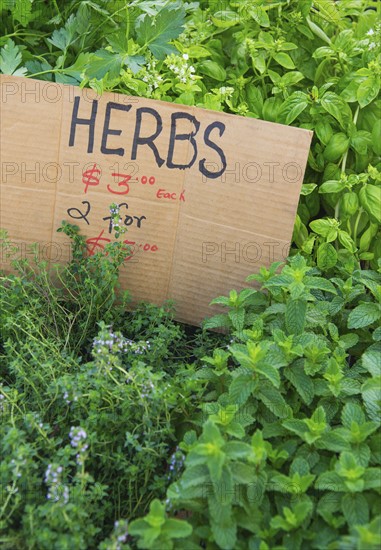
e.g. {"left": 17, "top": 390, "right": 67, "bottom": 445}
{"left": 69, "top": 426, "right": 89, "bottom": 466}
{"left": 10, "top": 457, "right": 25, "bottom": 479}
{"left": 45, "top": 464, "right": 69, "bottom": 504}
{"left": 93, "top": 328, "right": 151, "bottom": 356}
{"left": 165, "top": 53, "right": 196, "bottom": 84}
{"left": 62, "top": 388, "right": 79, "bottom": 405}
{"left": 140, "top": 380, "right": 155, "bottom": 399}
{"left": 69, "top": 426, "right": 88, "bottom": 450}
{"left": 220, "top": 86, "right": 234, "bottom": 99}
{"left": 45, "top": 463, "right": 63, "bottom": 484}
{"left": 366, "top": 25, "right": 381, "bottom": 50}
{"left": 109, "top": 203, "right": 124, "bottom": 232}
{"left": 167, "top": 446, "right": 185, "bottom": 480}
{"left": 140, "top": 58, "right": 164, "bottom": 96}
{"left": 48, "top": 484, "right": 69, "bottom": 504}
{"left": 114, "top": 520, "right": 129, "bottom": 550}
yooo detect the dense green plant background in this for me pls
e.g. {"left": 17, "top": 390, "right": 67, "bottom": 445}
{"left": 1, "top": 1, "right": 380, "bottom": 549}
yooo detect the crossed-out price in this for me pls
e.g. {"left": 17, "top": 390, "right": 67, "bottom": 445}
{"left": 86, "top": 231, "right": 158, "bottom": 260}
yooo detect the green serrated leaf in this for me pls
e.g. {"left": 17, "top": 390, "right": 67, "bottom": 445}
{"left": 348, "top": 303, "right": 381, "bottom": 329}
{"left": 13, "top": 0, "right": 33, "bottom": 27}
{"left": 229, "top": 374, "right": 256, "bottom": 405}
{"left": 361, "top": 377, "right": 381, "bottom": 423}
{"left": 341, "top": 493, "right": 369, "bottom": 526}
{"left": 286, "top": 299, "right": 307, "bottom": 335}
{"left": 0, "top": 38, "right": 27, "bottom": 76}
{"left": 284, "top": 365, "right": 314, "bottom": 404}
{"left": 259, "top": 384, "right": 291, "bottom": 419}
{"left": 136, "top": 5, "right": 185, "bottom": 60}
{"left": 362, "top": 345, "right": 381, "bottom": 377}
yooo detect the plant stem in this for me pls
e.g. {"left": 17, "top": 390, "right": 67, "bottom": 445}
{"left": 335, "top": 201, "right": 340, "bottom": 219}
{"left": 353, "top": 104, "right": 360, "bottom": 125}
{"left": 26, "top": 69, "right": 61, "bottom": 78}
{"left": 52, "top": 0, "right": 61, "bottom": 19}
{"left": 126, "top": 5, "right": 130, "bottom": 52}
{"left": 353, "top": 207, "right": 364, "bottom": 243}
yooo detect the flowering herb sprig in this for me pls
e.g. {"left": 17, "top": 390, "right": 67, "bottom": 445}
{"left": 100, "top": 520, "right": 129, "bottom": 550}
{"left": 109, "top": 203, "right": 127, "bottom": 239}
{"left": 92, "top": 322, "right": 151, "bottom": 362}
{"left": 45, "top": 464, "right": 69, "bottom": 505}
{"left": 167, "top": 447, "right": 185, "bottom": 481}
{"left": 69, "top": 426, "right": 89, "bottom": 466}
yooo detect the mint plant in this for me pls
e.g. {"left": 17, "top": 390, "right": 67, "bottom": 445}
{"left": 130, "top": 255, "right": 381, "bottom": 549}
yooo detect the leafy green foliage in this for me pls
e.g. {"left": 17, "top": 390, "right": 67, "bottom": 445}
{"left": 0, "top": 38, "right": 26, "bottom": 75}
{"left": 129, "top": 499, "right": 192, "bottom": 549}
{"left": 0, "top": 224, "right": 221, "bottom": 549}
{"left": 0, "top": 1, "right": 381, "bottom": 548}
{"left": 132, "top": 254, "right": 381, "bottom": 549}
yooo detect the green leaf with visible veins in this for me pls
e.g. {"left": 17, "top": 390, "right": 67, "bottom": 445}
{"left": 136, "top": 5, "right": 185, "bottom": 60}
{"left": 341, "top": 493, "right": 369, "bottom": 526}
{"left": 85, "top": 50, "right": 125, "bottom": 80}
{"left": 348, "top": 303, "right": 381, "bottom": 329}
{"left": 286, "top": 299, "right": 307, "bottom": 335}
{"left": 0, "top": 38, "right": 27, "bottom": 76}
{"left": 13, "top": 0, "right": 33, "bottom": 27}
{"left": 278, "top": 91, "right": 309, "bottom": 124}
{"left": 362, "top": 345, "right": 381, "bottom": 377}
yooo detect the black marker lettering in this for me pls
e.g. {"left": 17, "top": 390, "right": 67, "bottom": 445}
{"left": 69, "top": 97, "right": 98, "bottom": 153}
{"left": 167, "top": 112, "right": 200, "bottom": 170}
{"left": 101, "top": 102, "right": 132, "bottom": 156}
{"left": 199, "top": 121, "right": 227, "bottom": 179}
{"left": 131, "top": 107, "right": 165, "bottom": 167}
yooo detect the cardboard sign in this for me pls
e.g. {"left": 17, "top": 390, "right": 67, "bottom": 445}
{"left": 0, "top": 75, "right": 312, "bottom": 325}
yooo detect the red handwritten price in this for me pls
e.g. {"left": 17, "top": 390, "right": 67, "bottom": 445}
{"left": 85, "top": 233, "right": 159, "bottom": 261}
{"left": 140, "top": 176, "right": 156, "bottom": 185}
{"left": 82, "top": 163, "right": 101, "bottom": 194}
{"left": 82, "top": 166, "right": 156, "bottom": 195}
{"left": 123, "top": 239, "right": 159, "bottom": 261}
{"left": 107, "top": 173, "right": 131, "bottom": 195}
{"left": 86, "top": 230, "right": 111, "bottom": 255}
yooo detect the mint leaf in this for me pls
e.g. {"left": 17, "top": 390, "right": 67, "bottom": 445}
{"left": 286, "top": 299, "right": 307, "bottom": 335}
{"left": 229, "top": 374, "right": 256, "bottom": 405}
{"left": 284, "top": 364, "right": 314, "bottom": 405}
{"left": 342, "top": 493, "right": 369, "bottom": 526}
{"left": 348, "top": 303, "right": 381, "bottom": 329}
{"left": 361, "top": 377, "right": 381, "bottom": 423}
{"left": 362, "top": 345, "right": 381, "bottom": 377}
{"left": 258, "top": 383, "right": 291, "bottom": 419}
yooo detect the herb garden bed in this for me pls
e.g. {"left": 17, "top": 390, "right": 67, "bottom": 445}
{"left": 1, "top": 1, "right": 380, "bottom": 549}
